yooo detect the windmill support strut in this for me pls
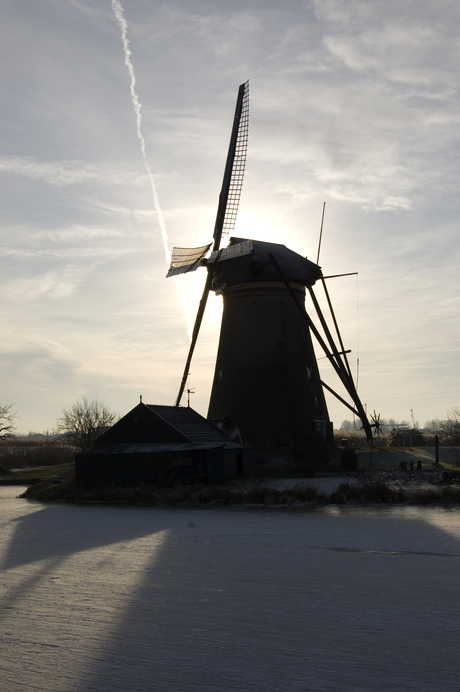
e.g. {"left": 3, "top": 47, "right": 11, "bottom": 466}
{"left": 268, "top": 253, "right": 373, "bottom": 441}
{"left": 307, "top": 285, "right": 353, "bottom": 382}
{"left": 268, "top": 254, "right": 352, "bottom": 389}
{"left": 319, "top": 277, "right": 354, "bottom": 381}
{"left": 320, "top": 380, "right": 360, "bottom": 417}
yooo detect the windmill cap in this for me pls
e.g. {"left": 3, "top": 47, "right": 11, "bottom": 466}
{"left": 229, "top": 237, "right": 322, "bottom": 286}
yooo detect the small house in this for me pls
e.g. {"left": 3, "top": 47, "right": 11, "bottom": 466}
{"left": 75, "top": 402, "right": 254, "bottom": 488}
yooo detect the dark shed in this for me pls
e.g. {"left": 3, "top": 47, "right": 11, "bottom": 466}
{"left": 75, "top": 403, "right": 253, "bottom": 488}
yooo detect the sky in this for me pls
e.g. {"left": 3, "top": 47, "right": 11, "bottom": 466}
{"left": 1, "top": 0, "right": 459, "bottom": 434}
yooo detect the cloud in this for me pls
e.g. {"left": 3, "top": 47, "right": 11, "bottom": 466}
{"left": 1, "top": 269, "right": 86, "bottom": 303}
{"left": 0, "top": 335, "right": 79, "bottom": 383}
{"left": 0, "top": 233, "right": 143, "bottom": 262}
{"left": 0, "top": 156, "right": 147, "bottom": 187}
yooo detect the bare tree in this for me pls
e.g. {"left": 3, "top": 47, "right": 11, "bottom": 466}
{"left": 432, "top": 407, "right": 460, "bottom": 446}
{"left": 340, "top": 420, "right": 354, "bottom": 432}
{"left": 0, "top": 404, "right": 18, "bottom": 439}
{"left": 55, "top": 397, "right": 117, "bottom": 449}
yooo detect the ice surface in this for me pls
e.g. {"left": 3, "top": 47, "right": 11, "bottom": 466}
{"left": 1, "top": 487, "right": 460, "bottom": 691}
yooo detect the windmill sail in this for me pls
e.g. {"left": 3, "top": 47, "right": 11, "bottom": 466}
{"left": 219, "top": 82, "right": 249, "bottom": 239}
{"left": 174, "top": 81, "right": 250, "bottom": 407}
{"left": 166, "top": 243, "right": 212, "bottom": 277}
{"left": 167, "top": 82, "right": 250, "bottom": 281}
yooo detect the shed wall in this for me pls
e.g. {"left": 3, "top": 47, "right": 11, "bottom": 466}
{"left": 75, "top": 448, "right": 222, "bottom": 488}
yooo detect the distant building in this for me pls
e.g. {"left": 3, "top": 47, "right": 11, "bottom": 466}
{"left": 75, "top": 403, "right": 253, "bottom": 487}
{"left": 389, "top": 429, "right": 426, "bottom": 447}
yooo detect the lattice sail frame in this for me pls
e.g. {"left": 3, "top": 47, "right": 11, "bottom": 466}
{"left": 169, "top": 244, "right": 212, "bottom": 270}
{"left": 221, "top": 80, "right": 249, "bottom": 236}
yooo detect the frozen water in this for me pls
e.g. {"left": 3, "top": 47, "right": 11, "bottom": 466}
{"left": 1, "top": 486, "right": 460, "bottom": 691}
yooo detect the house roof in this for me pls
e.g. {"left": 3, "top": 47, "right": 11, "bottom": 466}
{"left": 144, "top": 405, "right": 246, "bottom": 447}
{"left": 94, "top": 403, "right": 249, "bottom": 449}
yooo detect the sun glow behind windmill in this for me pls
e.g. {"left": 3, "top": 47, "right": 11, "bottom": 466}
{"left": 167, "top": 81, "right": 374, "bottom": 447}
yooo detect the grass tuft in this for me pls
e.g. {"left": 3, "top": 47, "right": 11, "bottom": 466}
{"left": 330, "top": 481, "right": 406, "bottom": 504}
{"left": 410, "top": 486, "right": 460, "bottom": 505}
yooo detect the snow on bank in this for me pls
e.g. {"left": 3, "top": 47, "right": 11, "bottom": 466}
{"left": 1, "top": 487, "right": 460, "bottom": 691}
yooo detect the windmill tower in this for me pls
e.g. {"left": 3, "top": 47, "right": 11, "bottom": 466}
{"left": 207, "top": 237, "right": 331, "bottom": 453}
{"left": 167, "top": 82, "right": 372, "bottom": 453}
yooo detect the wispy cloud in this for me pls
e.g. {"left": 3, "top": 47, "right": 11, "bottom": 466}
{"left": 0, "top": 333, "right": 69, "bottom": 364}
{"left": 2, "top": 268, "right": 88, "bottom": 303}
{"left": 0, "top": 244, "right": 140, "bottom": 262}
{"left": 0, "top": 156, "right": 147, "bottom": 187}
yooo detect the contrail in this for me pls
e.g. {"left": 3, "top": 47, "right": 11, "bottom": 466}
{"left": 111, "top": 0, "right": 192, "bottom": 337}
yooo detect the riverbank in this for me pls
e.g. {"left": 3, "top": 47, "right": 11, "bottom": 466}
{"left": 10, "top": 445, "right": 460, "bottom": 507}
{"left": 20, "top": 469, "right": 460, "bottom": 507}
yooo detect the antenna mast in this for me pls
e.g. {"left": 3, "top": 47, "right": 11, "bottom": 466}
{"left": 316, "top": 202, "right": 326, "bottom": 265}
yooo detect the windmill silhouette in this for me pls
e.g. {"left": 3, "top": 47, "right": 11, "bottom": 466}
{"left": 167, "top": 82, "right": 372, "bottom": 451}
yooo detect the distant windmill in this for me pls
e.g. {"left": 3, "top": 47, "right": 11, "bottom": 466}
{"left": 167, "top": 81, "right": 373, "bottom": 451}
{"left": 370, "top": 410, "right": 383, "bottom": 436}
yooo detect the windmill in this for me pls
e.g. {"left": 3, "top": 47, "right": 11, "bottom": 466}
{"left": 167, "top": 81, "right": 373, "bottom": 451}
{"left": 369, "top": 410, "right": 383, "bottom": 436}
